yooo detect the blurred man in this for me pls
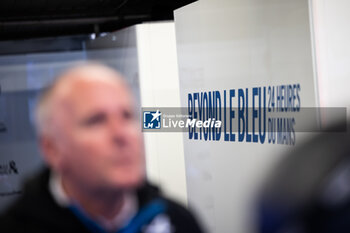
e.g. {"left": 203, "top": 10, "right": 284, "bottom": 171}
{"left": 0, "top": 63, "right": 203, "bottom": 233}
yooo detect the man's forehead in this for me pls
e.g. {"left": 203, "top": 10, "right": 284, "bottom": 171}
{"left": 51, "top": 65, "right": 128, "bottom": 99}
{"left": 57, "top": 65, "right": 125, "bottom": 91}
{"left": 50, "top": 65, "right": 133, "bottom": 115}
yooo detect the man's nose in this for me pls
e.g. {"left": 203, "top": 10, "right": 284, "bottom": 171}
{"left": 108, "top": 117, "right": 128, "bottom": 147}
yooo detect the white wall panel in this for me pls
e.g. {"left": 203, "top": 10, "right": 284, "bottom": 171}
{"left": 310, "top": 0, "right": 350, "bottom": 113}
{"left": 175, "top": 1, "right": 317, "bottom": 232}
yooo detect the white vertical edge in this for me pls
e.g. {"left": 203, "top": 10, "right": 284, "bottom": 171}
{"left": 136, "top": 24, "right": 161, "bottom": 186}
{"left": 308, "top": 0, "right": 322, "bottom": 128}
{"left": 136, "top": 22, "right": 188, "bottom": 205}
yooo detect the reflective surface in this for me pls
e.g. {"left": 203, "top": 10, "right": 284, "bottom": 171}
{"left": 0, "top": 50, "right": 86, "bottom": 212}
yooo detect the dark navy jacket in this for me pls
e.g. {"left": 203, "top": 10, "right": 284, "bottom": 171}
{"left": 0, "top": 169, "right": 204, "bottom": 233}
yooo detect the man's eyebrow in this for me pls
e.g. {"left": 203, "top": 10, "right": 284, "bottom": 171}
{"left": 80, "top": 112, "right": 107, "bottom": 125}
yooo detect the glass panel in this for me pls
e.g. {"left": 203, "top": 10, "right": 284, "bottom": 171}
{"left": 0, "top": 50, "right": 86, "bottom": 212}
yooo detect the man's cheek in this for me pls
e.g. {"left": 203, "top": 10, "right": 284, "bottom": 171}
{"left": 75, "top": 135, "right": 104, "bottom": 152}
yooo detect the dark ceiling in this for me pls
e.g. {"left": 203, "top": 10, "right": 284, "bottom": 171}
{"left": 0, "top": 0, "right": 196, "bottom": 41}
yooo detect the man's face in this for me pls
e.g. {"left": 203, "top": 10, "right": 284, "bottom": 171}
{"left": 50, "top": 74, "right": 145, "bottom": 191}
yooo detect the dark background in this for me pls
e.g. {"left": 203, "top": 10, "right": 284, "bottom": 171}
{"left": 0, "top": 0, "right": 196, "bottom": 41}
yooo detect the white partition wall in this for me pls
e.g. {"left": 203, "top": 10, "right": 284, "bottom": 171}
{"left": 86, "top": 22, "right": 188, "bottom": 205}
{"left": 310, "top": 0, "right": 350, "bottom": 110}
{"left": 175, "top": 0, "right": 318, "bottom": 232}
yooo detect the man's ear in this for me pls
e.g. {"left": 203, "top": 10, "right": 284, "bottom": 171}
{"left": 39, "top": 135, "right": 62, "bottom": 171}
